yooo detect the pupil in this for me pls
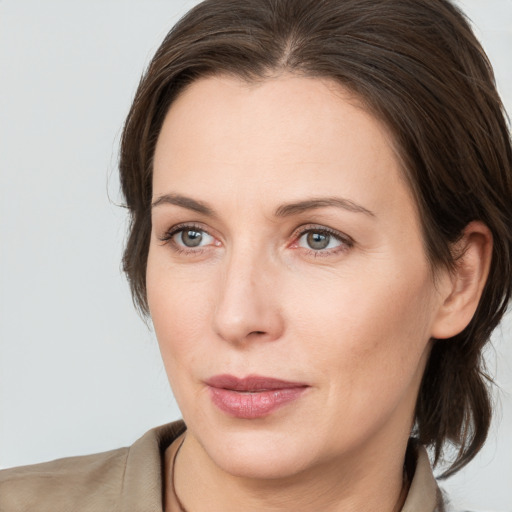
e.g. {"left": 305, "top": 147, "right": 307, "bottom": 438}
{"left": 182, "top": 230, "right": 202, "bottom": 247}
{"left": 307, "top": 232, "right": 329, "bottom": 250}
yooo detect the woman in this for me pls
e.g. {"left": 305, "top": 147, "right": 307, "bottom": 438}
{"left": 1, "top": 0, "right": 511, "bottom": 511}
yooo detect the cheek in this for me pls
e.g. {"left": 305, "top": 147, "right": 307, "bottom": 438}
{"left": 147, "top": 270, "right": 214, "bottom": 425}
{"left": 289, "top": 272, "right": 435, "bottom": 450}
{"left": 291, "top": 262, "right": 436, "bottom": 399}
{"left": 146, "top": 251, "right": 212, "bottom": 371}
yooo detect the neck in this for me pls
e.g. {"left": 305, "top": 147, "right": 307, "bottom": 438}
{"left": 166, "top": 432, "right": 410, "bottom": 512}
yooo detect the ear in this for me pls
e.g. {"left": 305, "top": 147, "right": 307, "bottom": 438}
{"left": 430, "top": 221, "right": 493, "bottom": 340}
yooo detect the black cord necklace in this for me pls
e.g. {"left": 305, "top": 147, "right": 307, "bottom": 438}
{"left": 170, "top": 435, "right": 188, "bottom": 512}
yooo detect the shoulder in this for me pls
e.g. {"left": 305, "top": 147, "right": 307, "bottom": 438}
{"left": 0, "top": 446, "right": 128, "bottom": 511}
{"left": 0, "top": 420, "right": 186, "bottom": 512}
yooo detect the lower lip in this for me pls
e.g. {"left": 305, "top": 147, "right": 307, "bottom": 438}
{"left": 208, "top": 386, "right": 307, "bottom": 419}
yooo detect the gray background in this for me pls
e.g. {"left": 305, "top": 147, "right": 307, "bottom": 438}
{"left": 0, "top": 1, "right": 510, "bottom": 510}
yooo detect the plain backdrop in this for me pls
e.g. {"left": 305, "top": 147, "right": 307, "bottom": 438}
{"left": 0, "top": 1, "right": 511, "bottom": 510}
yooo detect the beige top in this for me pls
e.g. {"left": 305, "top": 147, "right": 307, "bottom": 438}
{"left": 0, "top": 420, "right": 444, "bottom": 511}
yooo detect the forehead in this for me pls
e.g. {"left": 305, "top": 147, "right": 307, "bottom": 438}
{"left": 152, "top": 74, "right": 414, "bottom": 220}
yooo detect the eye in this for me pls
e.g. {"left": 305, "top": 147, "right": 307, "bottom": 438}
{"left": 294, "top": 226, "right": 353, "bottom": 254}
{"left": 159, "top": 224, "right": 217, "bottom": 251}
{"left": 301, "top": 231, "right": 335, "bottom": 250}
{"left": 174, "top": 228, "right": 213, "bottom": 248}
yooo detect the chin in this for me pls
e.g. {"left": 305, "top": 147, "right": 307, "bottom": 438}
{"left": 213, "top": 444, "right": 312, "bottom": 480}
{"left": 196, "top": 421, "right": 317, "bottom": 480}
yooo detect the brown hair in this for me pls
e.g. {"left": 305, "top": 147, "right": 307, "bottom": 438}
{"left": 119, "top": 0, "right": 512, "bottom": 475}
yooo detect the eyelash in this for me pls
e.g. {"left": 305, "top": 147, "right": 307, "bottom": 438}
{"left": 158, "top": 223, "right": 354, "bottom": 257}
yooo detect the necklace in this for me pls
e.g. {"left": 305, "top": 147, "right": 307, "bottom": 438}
{"left": 170, "top": 435, "right": 188, "bottom": 512}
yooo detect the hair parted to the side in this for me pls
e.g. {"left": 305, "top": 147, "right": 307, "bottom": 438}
{"left": 119, "top": 0, "right": 512, "bottom": 476}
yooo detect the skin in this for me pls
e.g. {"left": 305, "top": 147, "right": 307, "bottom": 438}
{"left": 147, "top": 74, "right": 492, "bottom": 512}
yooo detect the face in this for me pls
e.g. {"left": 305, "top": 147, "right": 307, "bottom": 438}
{"left": 148, "top": 74, "right": 447, "bottom": 480}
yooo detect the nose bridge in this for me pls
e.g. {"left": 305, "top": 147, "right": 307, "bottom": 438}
{"left": 213, "top": 239, "right": 283, "bottom": 344}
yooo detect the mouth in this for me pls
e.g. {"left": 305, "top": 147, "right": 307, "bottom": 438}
{"left": 205, "top": 374, "right": 310, "bottom": 419}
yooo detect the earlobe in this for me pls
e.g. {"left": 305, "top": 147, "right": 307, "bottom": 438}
{"left": 430, "top": 221, "right": 493, "bottom": 340}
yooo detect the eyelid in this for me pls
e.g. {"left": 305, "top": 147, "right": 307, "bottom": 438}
{"left": 158, "top": 222, "right": 207, "bottom": 241}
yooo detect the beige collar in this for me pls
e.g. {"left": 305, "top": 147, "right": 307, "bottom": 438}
{"left": 402, "top": 443, "right": 444, "bottom": 512}
{"left": 119, "top": 420, "right": 186, "bottom": 512}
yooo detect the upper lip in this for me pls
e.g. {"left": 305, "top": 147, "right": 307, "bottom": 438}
{"left": 205, "top": 374, "right": 309, "bottom": 392}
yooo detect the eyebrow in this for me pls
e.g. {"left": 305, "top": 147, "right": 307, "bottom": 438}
{"left": 151, "top": 193, "right": 375, "bottom": 218}
{"left": 151, "top": 193, "right": 216, "bottom": 217}
{"left": 274, "top": 197, "right": 375, "bottom": 218}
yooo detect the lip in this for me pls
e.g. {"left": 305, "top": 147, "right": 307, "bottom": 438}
{"left": 205, "top": 374, "right": 309, "bottom": 419}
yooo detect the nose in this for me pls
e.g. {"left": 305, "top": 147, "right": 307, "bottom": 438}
{"left": 212, "top": 248, "right": 285, "bottom": 346}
